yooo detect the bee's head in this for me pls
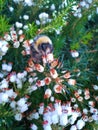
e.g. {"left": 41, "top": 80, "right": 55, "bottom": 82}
{"left": 38, "top": 42, "right": 53, "bottom": 55}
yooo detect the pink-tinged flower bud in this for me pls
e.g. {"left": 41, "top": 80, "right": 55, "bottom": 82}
{"left": 44, "top": 77, "right": 51, "bottom": 85}
{"left": 54, "top": 84, "right": 63, "bottom": 93}
{"left": 19, "top": 34, "right": 25, "bottom": 42}
{"left": 68, "top": 79, "right": 76, "bottom": 85}
{"left": 44, "top": 88, "right": 52, "bottom": 99}
{"left": 50, "top": 69, "right": 58, "bottom": 79}
{"left": 63, "top": 72, "right": 71, "bottom": 79}
{"left": 43, "top": 120, "right": 52, "bottom": 130}
{"left": 35, "top": 64, "right": 44, "bottom": 72}
{"left": 30, "top": 124, "right": 38, "bottom": 130}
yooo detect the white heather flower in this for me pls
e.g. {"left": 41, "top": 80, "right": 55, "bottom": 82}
{"left": 2, "top": 62, "right": 8, "bottom": 71}
{"left": 17, "top": 73, "right": 24, "bottom": 79}
{"left": 43, "top": 121, "right": 52, "bottom": 130}
{"left": 83, "top": 108, "right": 88, "bottom": 114}
{"left": 10, "top": 73, "right": 17, "bottom": 82}
{"left": 19, "top": 104, "right": 28, "bottom": 113}
{"left": 23, "top": 25, "right": 29, "bottom": 30}
{"left": 50, "top": 69, "right": 58, "bottom": 79}
{"left": 44, "top": 88, "right": 52, "bottom": 99}
{"left": 38, "top": 105, "right": 44, "bottom": 115}
{"left": 13, "top": 41, "right": 20, "bottom": 48}
{"left": 43, "top": 112, "right": 52, "bottom": 125}
{"left": 80, "top": 1, "right": 86, "bottom": 7}
{"left": 60, "top": 114, "right": 68, "bottom": 126}
{"left": 35, "top": 64, "right": 44, "bottom": 72}
{"left": 96, "top": 7, "right": 98, "bottom": 14}
{"left": 68, "top": 79, "right": 76, "bottom": 85}
{"left": 17, "top": 98, "right": 26, "bottom": 107}
{"left": 71, "top": 50, "right": 79, "bottom": 58}
{"left": 0, "top": 73, "right": 4, "bottom": 78}
{"left": 31, "top": 112, "right": 39, "bottom": 119}
{"left": 23, "top": 15, "right": 29, "bottom": 20}
{"left": 54, "top": 103, "right": 62, "bottom": 115}
{"left": 0, "top": 79, "right": 8, "bottom": 89}
{"left": 85, "top": 4, "right": 89, "bottom": 9}
{"left": 92, "top": 114, "right": 98, "bottom": 121}
{"left": 90, "top": 107, "right": 98, "bottom": 114}
{"left": 70, "top": 125, "right": 77, "bottom": 130}
{"left": 31, "top": 124, "right": 38, "bottom": 130}
{"left": 39, "top": 12, "right": 49, "bottom": 24}
{"left": 69, "top": 112, "right": 79, "bottom": 125}
{"left": 46, "top": 53, "right": 54, "bottom": 63}
{"left": 50, "top": 96, "right": 54, "bottom": 102}
{"left": 15, "top": 22, "right": 23, "bottom": 28}
{"left": 14, "top": 113, "right": 22, "bottom": 121}
{"left": 24, "top": 0, "right": 33, "bottom": 6}
{"left": 76, "top": 119, "right": 85, "bottom": 130}
{"left": 73, "top": 104, "right": 79, "bottom": 109}
{"left": 54, "top": 84, "right": 62, "bottom": 93}
{"left": 39, "top": 12, "right": 49, "bottom": 20}
{"left": 36, "top": 20, "right": 40, "bottom": 25}
{"left": 18, "top": 30, "right": 23, "bottom": 35}
{"left": 2, "top": 45, "right": 8, "bottom": 53}
{"left": 93, "top": 85, "right": 98, "bottom": 90}
{"left": 77, "top": 13, "right": 82, "bottom": 18}
{"left": 1, "top": 93, "right": 9, "bottom": 103}
{"left": 0, "top": 56, "right": 2, "bottom": 60}
{"left": 4, "top": 33, "right": 11, "bottom": 41}
{"left": 10, "top": 101, "right": 16, "bottom": 108}
{"left": 50, "top": 4, "right": 55, "bottom": 10}
{"left": 87, "top": 0, "right": 93, "bottom": 4}
{"left": 6, "top": 89, "right": 15, "bottom": 98}
{"left": 9, "top": 6, "right": 14, "bottom": 12}
{"left": 7, "top": 63, "right": 13, "bottom": 72}
{"left": 44, "top": 77, "right": 51, "bottom": 85}
{"left": 77, "top": 89, "right": 82, "bottom": 94}
{"left": 51, "top": 111, "right": 59, "bottom": 124}
{"left": 71, "top": 97, "right": 76, "bottom": 103}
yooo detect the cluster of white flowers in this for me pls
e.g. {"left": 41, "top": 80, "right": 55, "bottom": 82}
{"left": 0, "top": 40, "right": 9, "bottom": 60}
{"left": 36, "top": 12, "right": 51, "bottom": 25}
{"left": 73, "top": 0, "right": 93, "bottom": 18}
{"left": 0, "top": 77, "right": 17, "bottom": 104}
{"left": 13, "top": 0, "right": 34, "bottom": 6}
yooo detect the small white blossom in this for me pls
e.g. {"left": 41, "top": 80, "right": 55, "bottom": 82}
{"left": 50, "top": 4, "right": 55, "bottom": 10}
{"left": 31, "top": 124, "right": 38, "bottom": 130}
{"left": 10, "top": 101, "right": 16, "bottom": 108}
{"left": 76, "top": 119, "right": 85, "bottom": 129}
{"left": 23, "top": 25, "right": 29, "bottom": 30}
{"left": 14, "top": 113, "right": 22, "bottom": 121}
{"left": 60, "top": 114, "right": 68, "bottom": 126}
{"left": 17, "top": 98, "right": 26, "bottom": 107}
{"left": 15, "top": 22, "right": 23, "bottom": 28}
{"left": 87, "top": 0, "right": 93, "bottom": 4}
{"left": 51, "top": 111, "right": 59, "bottom": 124}
{"left": 71, "top": 50, "right": 79, "bottom": 58}
{"left": 24, "top": 0, "right": 34, "bottom": 6}
{"left": 18, "top": 30, "right": 23, "bottom": 35}
{"left": 23, "top": 15, "right": 29, "bottom": 20}
{"left": 9, "top": 6, "right": 14, "bottom": 12}
{"left": 70, "top": 125, "right": 77, "bottom": 130}
{"left": 1, "top": 93, "right": 9, "bottom": 103}
{"left": 96, "top": 7, "right": 98, "bottom": 14}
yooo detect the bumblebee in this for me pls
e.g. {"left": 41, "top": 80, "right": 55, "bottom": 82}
{"left": 30, "top": 35, "right": 53, "bottom": 63}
